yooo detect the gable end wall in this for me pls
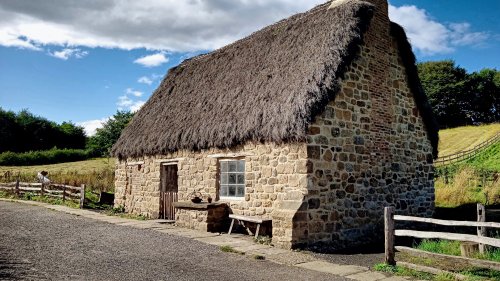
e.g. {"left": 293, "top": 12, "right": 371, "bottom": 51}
{"left": 301, "top": 15, "right": 435, "bottom": 248}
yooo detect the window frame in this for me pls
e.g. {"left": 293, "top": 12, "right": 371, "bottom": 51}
{"left": 217, "top": 158, "right": 246, "bottom": 201}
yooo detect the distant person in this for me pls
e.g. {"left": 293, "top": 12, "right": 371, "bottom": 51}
{"left": 37, "top": 171, "right": 50, "bottom": 184}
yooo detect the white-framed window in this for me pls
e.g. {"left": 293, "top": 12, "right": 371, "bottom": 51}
{"left": 219, "top": 159, "right": 245, "bottom": 199}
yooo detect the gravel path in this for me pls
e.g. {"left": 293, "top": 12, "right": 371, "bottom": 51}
{"left": 0, "top": 201, "right": 348, "bottom": 281}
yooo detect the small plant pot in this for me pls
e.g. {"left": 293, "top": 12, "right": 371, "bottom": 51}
{"left": 191, "top": 197, "right": 202, "bottom": 203}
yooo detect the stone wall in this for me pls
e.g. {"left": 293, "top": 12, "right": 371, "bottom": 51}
{"left": 300, "top": 3, "right": 434, "bottom": 248}
{"left": 114, "top": 142, "right": 309, "bottom": 248}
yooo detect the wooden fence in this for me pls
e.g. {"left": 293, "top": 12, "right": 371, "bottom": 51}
{"left": 435, "top": 131, "right": 500, "bottom": 166}
{"left": 0, "top": 180, "right": 85, "bottom": 209}
{"left": 384, "top": 205, "right": 500, "bottom": 272}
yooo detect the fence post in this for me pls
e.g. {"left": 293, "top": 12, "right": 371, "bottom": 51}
{"left": 477, "top": 203, "right": 486, "bottom": 254}
{"left": 41, "top": 182, "right": 45, "bottom": 196}
{"left": 62, "top": 186, "right": 66, "bottom": 202}
{"left": 15, "top": 178, "right": 20, "bottom": 196}
{"left": 385, "top": 207, "right": 396, "bottom": 265}
{"left": 80, "top": 184, "right": 85, "bottom": 209}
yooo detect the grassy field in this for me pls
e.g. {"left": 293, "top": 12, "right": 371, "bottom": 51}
{"left": 0, "top": 158, "right": 115, "bottom": 192}
{"left": 438, "top": 123, "right": 500, "bottom": 157}
{"left": 0, "top": 158, "right": 114, "bottom": 174}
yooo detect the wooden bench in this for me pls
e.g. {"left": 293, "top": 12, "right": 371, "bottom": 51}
{"left": 228, "top": 214, "right": 271, "bottom": 238}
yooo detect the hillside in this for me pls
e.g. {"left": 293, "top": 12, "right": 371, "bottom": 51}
{"left": 438, "top": 123, "right": 500, "bottom": 157}
{"left": 0, "top": 158, "right": 114, "bottom": 174}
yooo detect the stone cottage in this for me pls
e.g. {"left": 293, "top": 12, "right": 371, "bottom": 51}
{"left": 111, "top": 0, "right": 439, "bottom": 249}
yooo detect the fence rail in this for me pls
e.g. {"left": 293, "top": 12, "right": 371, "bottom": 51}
{"left": 384, "top": 205, "right": 500, "bottom": 269}
{"left": 435, "top": 131, "right": 500, "bottom": 166}
{"left": 0, "top": 180, "right": 85, "bottom": 208}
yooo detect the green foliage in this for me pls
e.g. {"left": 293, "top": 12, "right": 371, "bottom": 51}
{"left": 0, "top": 148, "right": 90, "bottom": 166}
{"left": 374, "top": 263, "right": 434, "bottom": 280}
{"left": 417, "top": 61, "right": 500, "bottom": 128}
{"left": 86, "top": 111, "right": 134, "bottom": 157}
{"left": 416, "top": 240, "right": 462, "bottom": 256}
{"left": 219, "top": 245, "right": 245, "bottom": 255}
{"left": 0, "top": 108, "right": 86, "bottom": 153}
{"left": 111, "top": 205, "right": 125, "bottom": 214}
{"left": 416, "top": 239, "right": 500, "bottom": 263}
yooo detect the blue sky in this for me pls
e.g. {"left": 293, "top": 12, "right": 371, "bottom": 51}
{"left": 0, "top": 0, "right": 498, "bottom": 135}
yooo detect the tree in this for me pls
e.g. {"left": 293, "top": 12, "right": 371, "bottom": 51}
{"left": 0, "top": 108, "right": 87, "bottom": 153}
{"left": 418, "top": 60, "right": 470, "bottom": 128}
{"left": 87, "top": 111, "right": 134, "bottom": 157}
{"left": 466, "top": 69, "right": 500, "bottom": 123}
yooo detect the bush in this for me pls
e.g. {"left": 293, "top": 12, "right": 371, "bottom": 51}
{"left": 0, "top": 148, "right": 91, "bottom": 166}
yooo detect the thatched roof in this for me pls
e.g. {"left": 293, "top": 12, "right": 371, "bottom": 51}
{"left": 112, "top": 1, "right": 438, "bottom": 159}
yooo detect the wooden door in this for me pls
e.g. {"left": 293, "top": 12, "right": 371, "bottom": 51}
{"left": 159, "top": 164, "right": 178, "bottom": 220}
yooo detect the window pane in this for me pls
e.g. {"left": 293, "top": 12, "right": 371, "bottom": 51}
{"left": 237, "top": 174, "right": 244, "bottom": 184}
{"left": 221, "top": 173, "right": 227, "bottom": 184}
{"left": 228, "top": 174, "right": 236, "bottom": 184}
{"left": 220, "top": 185, "right": 228, "bottom": 197}
{"left": 228, "top": 161, "right": 237, "bottom": 172}
{"left": 236, "top": 185, "right": 245, "bottom": 196}
{"left": 237, "top": 160, "right": 245, "bottom": 172}
{"left": 221, "top": 161, "right": 228, "bottom": 172}
{"left": 228, "top": 186, "right": 236, "bottom": 196}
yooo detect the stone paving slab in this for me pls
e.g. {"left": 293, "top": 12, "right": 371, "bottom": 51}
{"left": 346, "top": 270, "right": 388, "bottom": 281}
{"left": 195, "top": 236, "right": 252, "bottom": 247}
{"left": 296, "top": 261, "right": 368, "bottom": 276}
{"left": 265, "top": 251, "right": 318, "bottom": 266}
{"left": 246, "top": 246, "right": 290, "bottom": 256}
{"left": 378, "top": 277, "right": 412, "bottom": 281}
{"left": 232, "top": 243, "right": 270, "bottom": 253}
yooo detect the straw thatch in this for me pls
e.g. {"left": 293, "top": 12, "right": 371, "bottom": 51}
{"left": 112, "top": 1, "right": 438, "bottom": 159}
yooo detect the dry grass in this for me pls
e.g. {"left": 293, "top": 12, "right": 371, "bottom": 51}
{"left": 0, "top": 158, "right": 115, "bottom": 192}
{"left": 438, "top": 123, "right": 500, "bottom": 157}
{"left": 435, "top": 167, "right": 500, "bottom": 207}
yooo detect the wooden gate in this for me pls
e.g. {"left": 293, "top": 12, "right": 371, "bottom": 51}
{"left": 159, "top": 164, "right": 178, "bottom": 220}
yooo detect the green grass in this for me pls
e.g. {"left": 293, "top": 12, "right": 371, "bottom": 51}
{"left": 0, "top": 190, "right": 80, "bottom": 209}
{"left": 416, "top": 239, "right": 500, "bottom": 263}
{"left": 374, "top": 263, "right": 435, "bottom": 280}
{"left": 0, "top": 157, "right": 114, "bottom": 174}
{"left": 465, "top": 142, "right": 500, "bottom": 171}
{"left": 219, "top": 245, "right": 245, "bottom": 255}
{"left": 417, "top": 240, "right": 462, "bottom": 256}
{"left": 375, "top": 263, "right": 497, "bottom": 281}
{"left": 438, "top": 123, "right": 500, "bottom": 157}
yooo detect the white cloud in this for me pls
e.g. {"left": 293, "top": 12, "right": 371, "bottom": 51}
{"left": 49, "top": 48, "right": 88, "bottom": 60}
{"left": 0, "top": 1, "right": 325, "bottom": 52}
{"left": 138, "top": 76, "right": 152, "bottom": 85}
{"left": 77, "top": 118, "right": 109, "bottom": 136}
{"left": 129, "top": 100, "right": 145, "bottom": 112}
{"left": 134, "top": 53, "right": 169, "bottom": 67}
{"left": 389, "top": 5, "right": 489, "bottom": 56}
{"left": 117, "top": 88, "right": 145, "bottom": 112}
{"left": 125, "top": 88, "right": 143, "bottom": 97}
{"left": 138, "top": 73, "right": 163, "bottom": 85}
{"left": 0, "top": 1, "right": 490, "bottom": 59}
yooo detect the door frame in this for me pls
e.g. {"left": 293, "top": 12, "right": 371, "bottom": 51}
{"left": 159, "top": 162, "right": 179, "bottom": 220}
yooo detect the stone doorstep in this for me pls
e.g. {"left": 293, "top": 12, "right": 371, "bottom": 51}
{"left": 296, "top": 261, "right": 368, "bottom": 276}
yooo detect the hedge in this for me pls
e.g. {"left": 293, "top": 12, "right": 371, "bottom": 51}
{"left": 0, "top": 148, "right": 93, "bottom": 166}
